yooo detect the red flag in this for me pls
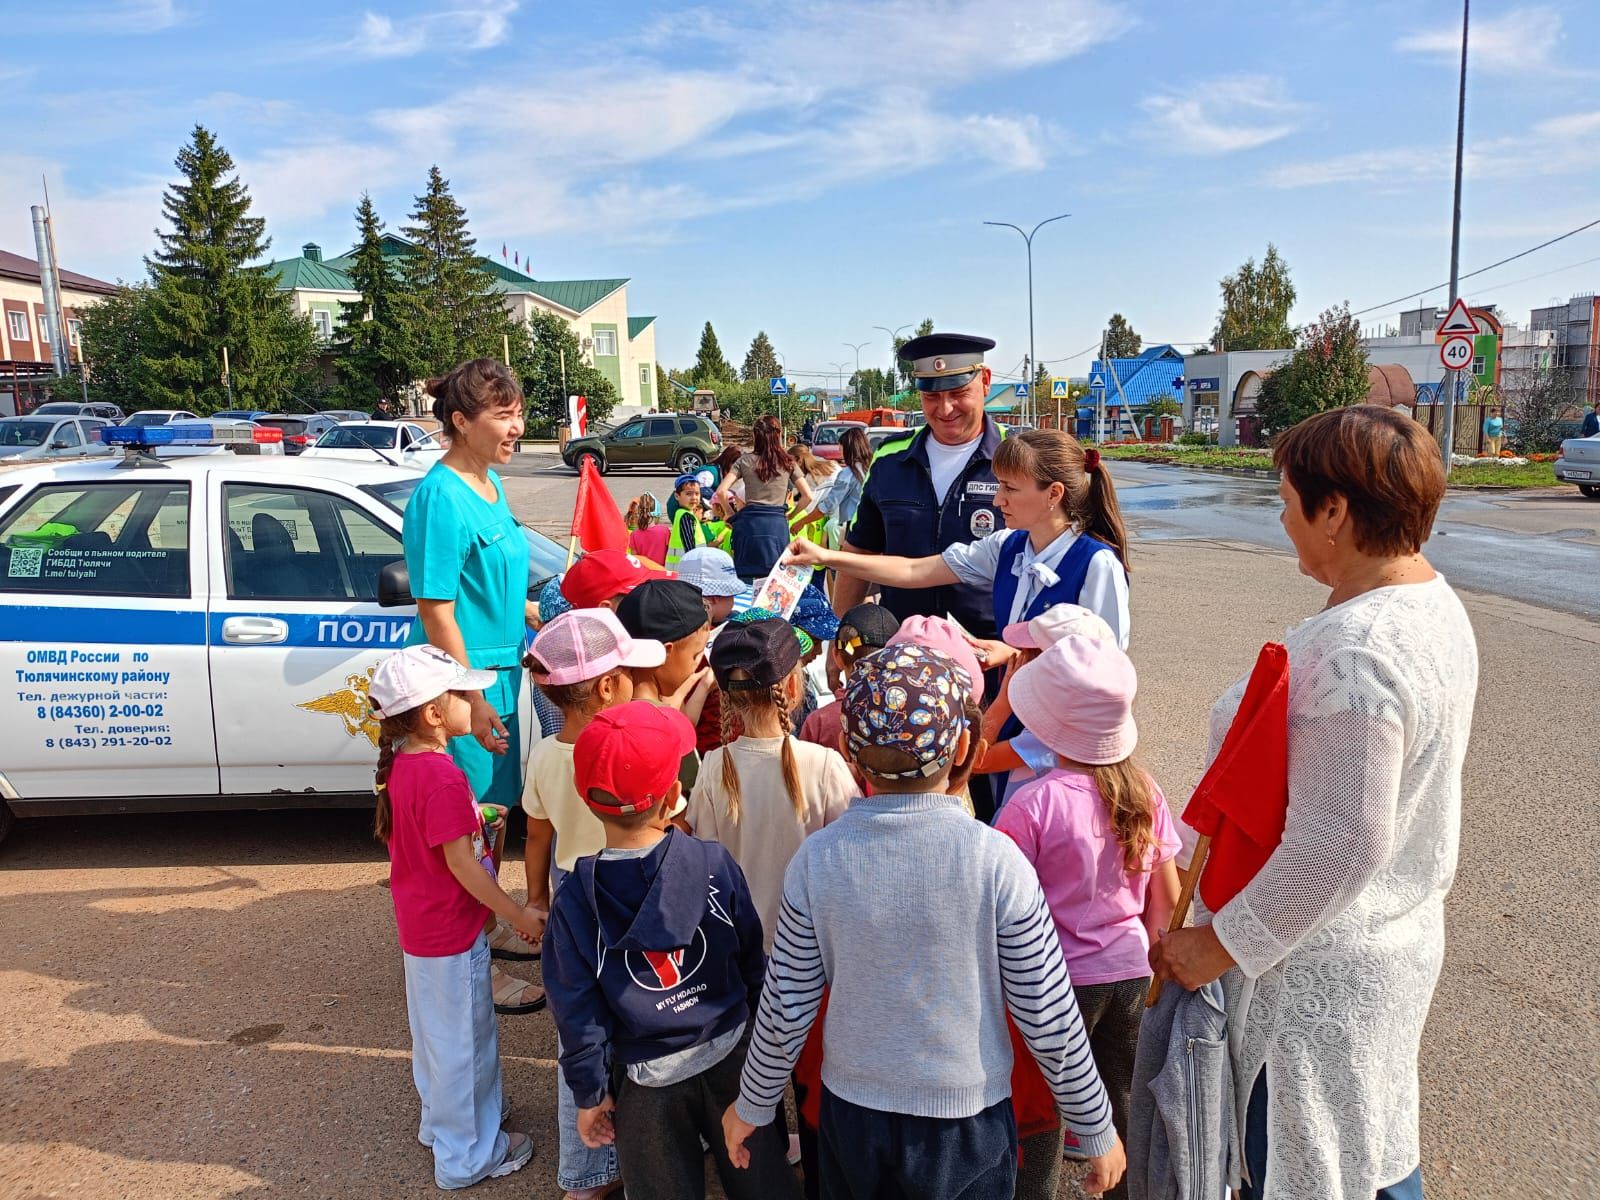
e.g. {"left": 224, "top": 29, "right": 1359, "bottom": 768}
{"left": 1182, "top": 642, "right": 1290, "bottom": 912}
{"left": 571, "top": 457, "right": 629, "bottom": 553}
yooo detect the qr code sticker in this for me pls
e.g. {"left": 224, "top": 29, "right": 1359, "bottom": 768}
{"left": 8, "top": 547, "right": 44, "bottom": 578}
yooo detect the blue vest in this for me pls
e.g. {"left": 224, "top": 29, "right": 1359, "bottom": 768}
{"left": 989, "top": 528, "right": 1118, "bottom": 634}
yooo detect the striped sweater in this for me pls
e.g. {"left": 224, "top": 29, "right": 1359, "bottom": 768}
{"left": 734, "top": 790, "right": 1116, "bottom": 1155}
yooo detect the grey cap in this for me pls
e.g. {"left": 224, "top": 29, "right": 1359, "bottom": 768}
{"left": 898, "top": 332, "right": 997, "bottom": 393}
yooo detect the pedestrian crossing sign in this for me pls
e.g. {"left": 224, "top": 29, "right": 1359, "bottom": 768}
{"left": 1051, "top": 379, "right": 1069, "bottom": 398}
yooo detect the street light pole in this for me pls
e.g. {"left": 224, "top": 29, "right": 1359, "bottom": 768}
{"left": 829, "top": 361, "right": 849, "bottom": 409}
{"left": 844, "top": 341, "right": 871, "bottom": 407}
{"left": 984, "top": 213, "right": 1070, "bottom": 426}
{"left": 874, "top": 324, "right": 913, "bottom": 406}
{"left": 1439, "top": 0, "right": 1470, "bottom": 471}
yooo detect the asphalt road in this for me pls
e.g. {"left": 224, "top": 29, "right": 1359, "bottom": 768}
{"left": 1, "top": 456, "right": 1595, "bottom": 1199}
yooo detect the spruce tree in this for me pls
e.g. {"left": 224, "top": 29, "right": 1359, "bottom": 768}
{"left": 142, "top": 125, "right": 314, "bottom": 410}
{"left": 692, "top": 321, "right": 736, "bottom": 385}
{"left": 334, "top": 193, "right": 422, "bottom": 407}
{"left": 396, "top": 166, "right": 509, "bottom": 372}
{"left": 1104, "top": 313, "right": 1142, "bottom": 358}
{"left": 740, "top": 330, "right": 782, "bottom": 382}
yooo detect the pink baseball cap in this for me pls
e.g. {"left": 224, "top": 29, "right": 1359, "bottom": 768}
{"left": 886, "top": 615, "right": 985, "bottom": 704}
{"left": 1002, "top": 603, "right": 1115, "bottom": 651}
{"left": 526, "top": 608, "right": 665, "bottom": 686}
{"left": 1008, "top": 634, "right": 1137, "bottom": 765}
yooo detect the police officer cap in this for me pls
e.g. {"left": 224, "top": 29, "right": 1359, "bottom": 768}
{"left": 898, "top": 332, "right": 996, "bottom": 393}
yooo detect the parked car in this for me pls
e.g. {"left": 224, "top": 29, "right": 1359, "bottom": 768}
{"left": 316, "top": 409, "right": 369, "bottom": 424}
{"left": 123, "top": 409, "right": 199, "bottom": 429}
{"left": 303, "top": 420, "right": 445, "bottom": 467}
{"left": 562, "top": 413, "right": 721, "bottom": 474}
{"left": 0, "top": 446, "right": 565, "bottom": 844}
{"left": 32, "top": 401, "right": 126, "bottom": 422}
{"left": 253, "top": 413, "right": 347, "bottom": 456}
{"left": 0, "top": 415, "right": 116, "bottom": 462}
{"left": 1554, "top": 433, "right": 1600, "bottom": 498}
{"left": 809, "top": 419, "right": 868, "bottom": 462}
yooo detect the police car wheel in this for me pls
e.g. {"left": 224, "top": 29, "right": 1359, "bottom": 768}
{"left": 577, "top": 451, "right": 605, "bottom": 476}
{"left": 675, "top": 450, "right": 704, "bottom": 472}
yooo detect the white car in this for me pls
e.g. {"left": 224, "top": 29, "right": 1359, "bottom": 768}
{"left": 122, "top": 409, "right": 199, "bottom": 429}
{"left": 303, "top": 420, "right": 445, "bottom": 467}
{"left": 1553, "top": 433, "right": 1600, "bottom": 499}
{"left": 0, "top": 444, "right": 564, "bottom": 844}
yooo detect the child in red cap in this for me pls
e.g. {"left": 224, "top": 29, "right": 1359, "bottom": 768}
{"left": 542, "top": 701, "right": 801, "bottom": 1200}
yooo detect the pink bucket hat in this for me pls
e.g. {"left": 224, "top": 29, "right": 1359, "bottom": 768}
{"left": 1008, "top": 634, "right": 1137, "bottom": 765}
{"left": 886, "top": 615, "right": 985, "bottom": 703}
{"left": 1002, "top": 602, "right": 1115, "bottom": 651}
{"left": 526, "top": 608, "right": 665, "bottom": 686}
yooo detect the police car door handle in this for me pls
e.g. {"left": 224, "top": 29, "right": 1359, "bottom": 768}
{"left": 221, "top": 616, "right": 289, "bottom": 645}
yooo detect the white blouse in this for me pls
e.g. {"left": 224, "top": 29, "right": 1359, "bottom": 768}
{"left": 1199, "top": 575, "right": 1478, "bottom": 1200}
{"left": 941, "top": 527, "right": 1130, "bottom": 648}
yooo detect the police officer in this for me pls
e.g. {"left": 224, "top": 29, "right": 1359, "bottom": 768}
{"left": 830, "top": 332, "right": 1004, "bottom": 638}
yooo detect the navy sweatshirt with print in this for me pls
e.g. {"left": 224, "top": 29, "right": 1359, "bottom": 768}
{"left": 543, "top": 828, "right": 767, "bottom": 1108}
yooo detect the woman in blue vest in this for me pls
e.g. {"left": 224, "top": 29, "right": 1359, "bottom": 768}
{"left": 782, "top": 428, "right": 1130, "bottom": 652}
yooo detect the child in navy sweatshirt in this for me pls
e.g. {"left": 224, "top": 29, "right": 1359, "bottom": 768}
{"left": 542, "top": 701, "right": 801, "bottom": 1200}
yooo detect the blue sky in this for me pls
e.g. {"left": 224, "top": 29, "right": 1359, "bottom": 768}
{"left": 4, "top": 0, "right": 1597, "bottom": 386}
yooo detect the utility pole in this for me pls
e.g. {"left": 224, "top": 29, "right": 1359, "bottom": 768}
{"left": 844, "top": 341, "right": 870, "bottom": 407}
{"left": 1439, "top": 0, "right": 1470, "bottom": 470}
{"left": 30, "top": 206, "right": 69, "bottom": 378}
{"left": 1095, "top": 332, "right": 1107, "bottom": 444}
{"left": 984, "top": 213, "right": 1070, "bottom": 427}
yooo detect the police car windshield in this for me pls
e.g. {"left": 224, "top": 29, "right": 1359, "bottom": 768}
{"left": 320, "top": 426, "right": 396, "bottom": 450}
{"left": 0, "top": 420, "right": 54, "bottom": 447}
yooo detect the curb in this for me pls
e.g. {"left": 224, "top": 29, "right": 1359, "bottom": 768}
{"left": 1106, "top": 458, "right": 1278, "bottom": 480}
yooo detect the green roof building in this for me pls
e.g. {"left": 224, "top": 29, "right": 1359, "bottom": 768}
{"left": 266, "top": 236, "right": 659, "bottom": 411}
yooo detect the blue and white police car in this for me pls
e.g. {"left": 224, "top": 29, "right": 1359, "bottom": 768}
{"left": 0, "top": 423, "right": 563, "bottom": 844}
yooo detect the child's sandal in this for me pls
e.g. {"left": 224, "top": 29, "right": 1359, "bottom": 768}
{"left": 488, "top": 921, "right": 540, "bottom": 962}
{"left": 491, "top": 966, "right": 546, "bottom": 1015}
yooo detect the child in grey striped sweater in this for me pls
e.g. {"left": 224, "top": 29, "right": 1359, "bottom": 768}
{"left": 720, "top": 644, "right": 1127, "bottom": 1198}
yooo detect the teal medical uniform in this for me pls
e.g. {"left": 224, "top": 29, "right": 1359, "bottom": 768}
{"left": 404, "top": 463, "right": 529, "bottom": 809}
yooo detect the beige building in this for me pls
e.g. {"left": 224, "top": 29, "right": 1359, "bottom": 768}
{"left": 268, "top": 237, "right": 660, "bottom": 412}
{"left": 0, "top": 249, "right": 116, "bottom": 414}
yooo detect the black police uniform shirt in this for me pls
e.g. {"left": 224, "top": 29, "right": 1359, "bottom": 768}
{"left": 845, "top": 418, "right": 1004, "bottom": 638}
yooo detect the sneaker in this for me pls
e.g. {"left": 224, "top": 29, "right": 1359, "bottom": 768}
{"left": 487, "top": 1132, "right": 534, "bottom": 1179}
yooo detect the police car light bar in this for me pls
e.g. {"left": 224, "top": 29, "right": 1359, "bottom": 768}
{"left": 103, "top": 423, "right": 284, "bottom": 447}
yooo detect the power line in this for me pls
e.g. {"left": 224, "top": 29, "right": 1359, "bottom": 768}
{"left": 1350, "top": 215, "right": 1600, "bottom": 318}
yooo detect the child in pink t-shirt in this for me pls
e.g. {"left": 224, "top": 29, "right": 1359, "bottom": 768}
{"left": 370, "top": 645, "right": 547, "bottom": 1191}
{"left": 996, "top": 635, "right": 1180, "bottom": 1193}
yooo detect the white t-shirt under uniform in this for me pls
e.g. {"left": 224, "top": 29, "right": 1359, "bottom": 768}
{"left": 924, "top": 433, "right": 982, "bottom": 505}
{"left": 686, "top": 736, "right": 854, "bottom": 950}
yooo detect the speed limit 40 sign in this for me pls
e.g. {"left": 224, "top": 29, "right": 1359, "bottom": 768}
{"left": 1439, "top": 335, "right": 1475, "bottom": 371}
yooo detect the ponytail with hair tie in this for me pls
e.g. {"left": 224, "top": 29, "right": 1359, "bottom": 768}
{"left": 1083, "top": 447, "right": 1101, "bottom": 472}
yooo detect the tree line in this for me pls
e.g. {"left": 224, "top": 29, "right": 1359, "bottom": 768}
{"left": 78, "top": 125, "right": 618, "bottom": 429}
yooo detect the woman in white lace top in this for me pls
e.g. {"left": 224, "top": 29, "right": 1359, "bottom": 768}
{"left": 1150, "top": 405, "right": 1479, "bottom": 1200}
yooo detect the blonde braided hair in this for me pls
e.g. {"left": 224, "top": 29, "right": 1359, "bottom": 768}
{"left": 718, "top": 667, "right": 804, "bottom": 825}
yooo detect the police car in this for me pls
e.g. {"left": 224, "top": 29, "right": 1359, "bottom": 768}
{"left": 0, "top": 424, "right": 563, "bottom": 844}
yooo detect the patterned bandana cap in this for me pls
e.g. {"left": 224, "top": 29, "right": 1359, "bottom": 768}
{"left": 843, "top": 643, "right": 968, "bottom": 779}
{"left": 538, "top": 576, "right": 573, "bottom": 625}
{"left": 791, "top": 583, "right": 841, "bottom": 643}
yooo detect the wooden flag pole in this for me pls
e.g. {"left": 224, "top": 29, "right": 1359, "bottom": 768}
{"left": 1147, "top": 834, "right": 1211, "bottom": 1008}
{"left": 566, "top": 534, "right": 580, "bottom": 569}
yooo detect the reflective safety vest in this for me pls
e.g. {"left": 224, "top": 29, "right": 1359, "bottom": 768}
{"left": 665, "top": 509, "right": 707, "bottom": 568}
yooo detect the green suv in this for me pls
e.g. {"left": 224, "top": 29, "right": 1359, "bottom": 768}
{"left": 562, "top": 413, "right": 721, "bottom": 475}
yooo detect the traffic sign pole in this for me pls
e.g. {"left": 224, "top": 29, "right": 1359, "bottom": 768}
{"left": 1438, "top": 0, "right": 1471, "bottom": 469}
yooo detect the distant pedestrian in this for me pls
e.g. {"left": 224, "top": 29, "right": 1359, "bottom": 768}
{"left": 715, "top": 415, "right": 816, "bottom": 582}
{"left": 1482, "top": 407, "right": 1505, "bottom": 457}
{"left": 368, "top": 645, "right": 542, "bottom": 1189}
{"left": 625, "top": 492, "right": 668, "bottom": 566}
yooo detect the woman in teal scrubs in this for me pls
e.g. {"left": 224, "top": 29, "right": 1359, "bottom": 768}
{"left": 403, "top": 359, "right": 544, "bottom": 1013}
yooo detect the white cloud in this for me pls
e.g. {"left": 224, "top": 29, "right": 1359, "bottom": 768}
{"left": 349, "top": 0, "right": 518, "bottom": 59}
{"left": 1140, "top": 76, "right": 1307, "bottom": 155}
{"left": 1395, "top": 5, "right": 1568, "bottom": 76}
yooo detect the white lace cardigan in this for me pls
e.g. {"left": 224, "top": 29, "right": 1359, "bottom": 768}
{"left": 1198, "top": 575, "right": 1478, "bottom": 1200}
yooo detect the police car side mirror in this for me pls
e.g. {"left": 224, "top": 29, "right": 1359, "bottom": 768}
{"left": 378, "top": 559, "right": 413, "bottom": 607}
